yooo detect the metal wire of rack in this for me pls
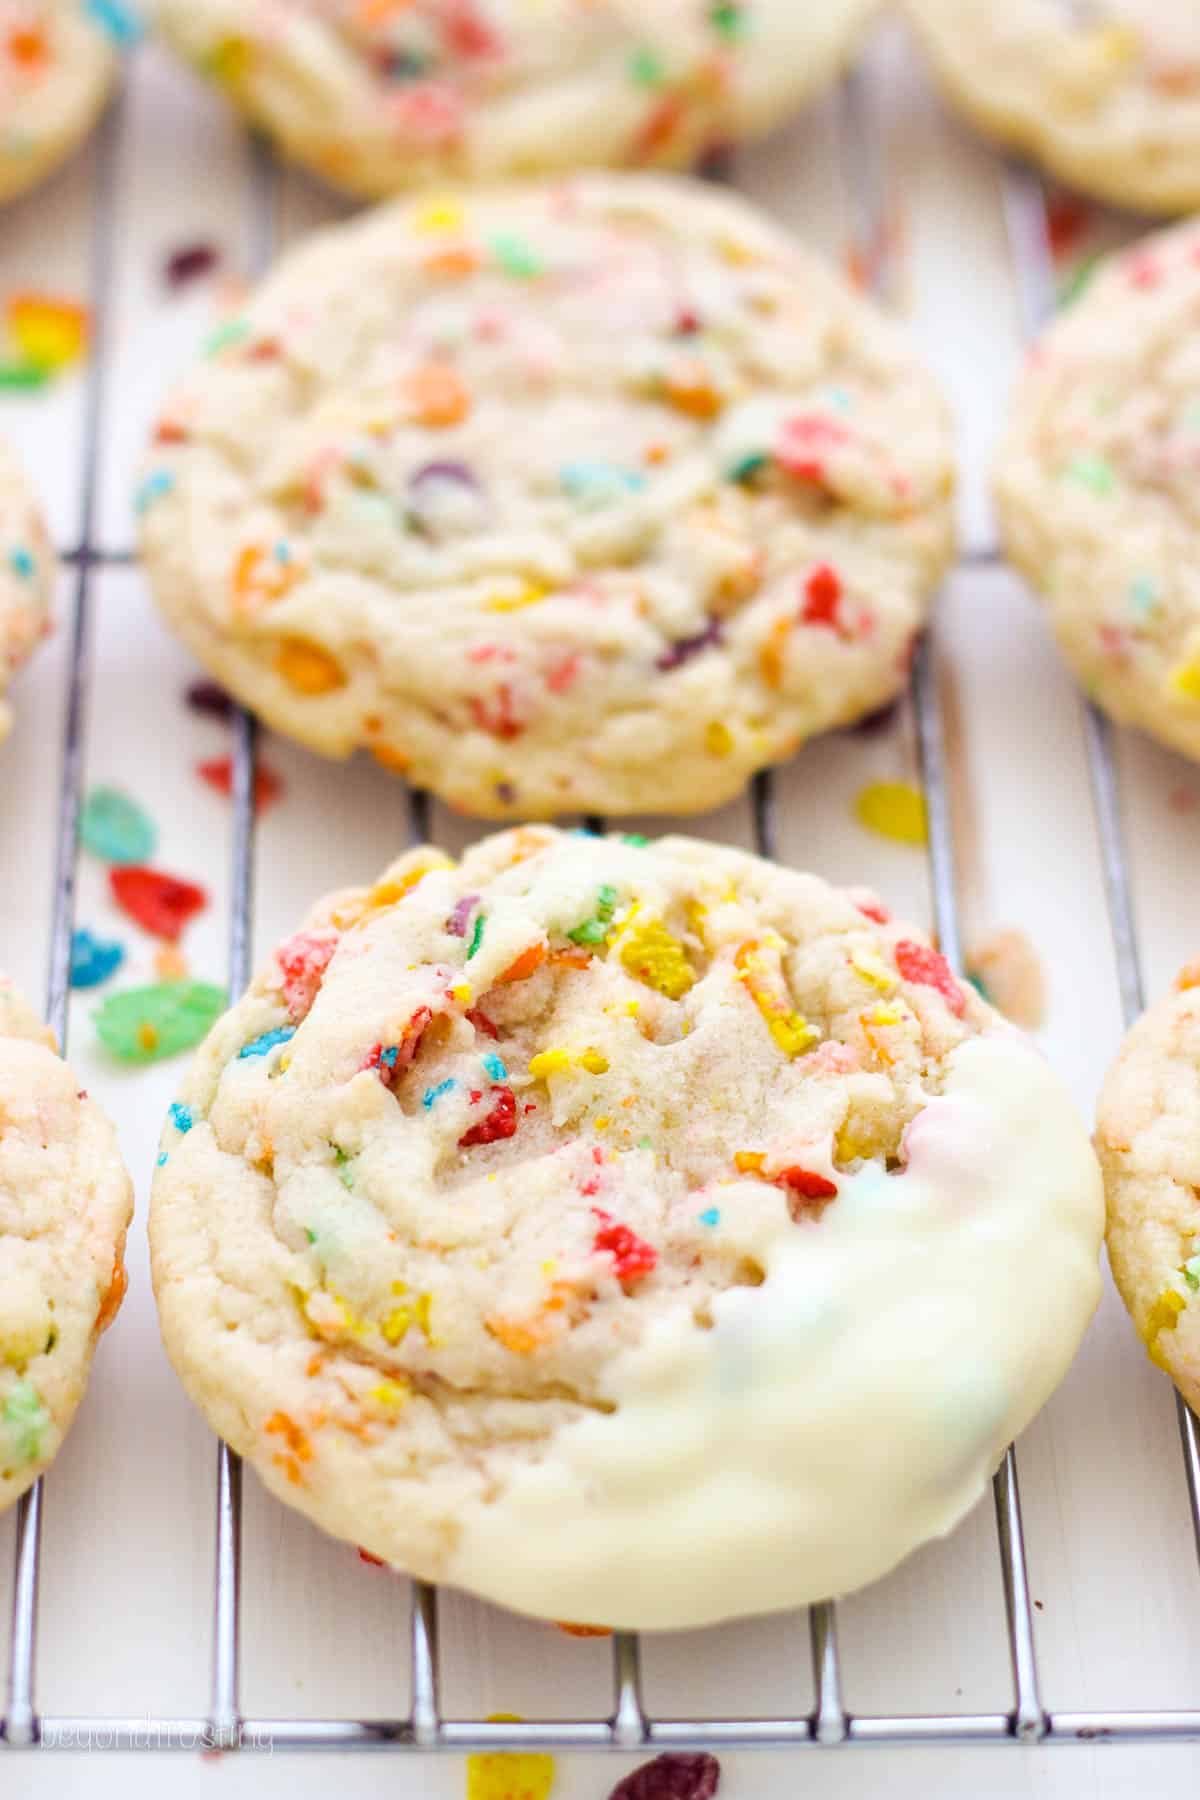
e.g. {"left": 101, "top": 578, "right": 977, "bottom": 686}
{"left": 4, "top": 51, "right": 1200, "bottom": 1759}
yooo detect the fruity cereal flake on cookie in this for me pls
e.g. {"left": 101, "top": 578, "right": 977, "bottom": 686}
{"left": 150, "top": 827, "right": 1102, "bottom": 1629}
{"left": 0, "top": 436, "right": 55, "bottom": 741}
{"left": 1097, "top": 962, "right": 1200, "bottom": 1415}
{"left": 137, "top": 174, "right": 955, "bottom": 819}
{"left": 904, "top": 1, "right": 1200, "bottom": 215}
{"left": 0, "top": 1, "right": 122, "bottom": 205}
{"left": 0, "top": 974, "right": 133, "bottom": 1509}
{"left": 153, "top": 0, "right": 878, "bottom": 199}
{"left": 997, "top": 217, "right": 1200, "bottom": 767}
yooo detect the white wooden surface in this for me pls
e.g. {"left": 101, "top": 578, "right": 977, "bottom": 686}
{"left": 3, "top": 16, "right": 1200, "bottom": 1799}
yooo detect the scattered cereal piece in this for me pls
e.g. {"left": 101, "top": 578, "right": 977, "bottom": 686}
{"left": 94, "top": 981, "right": 226, "bottom": 1062}
{"left": 110, "top": 866, "right": 207, "bottom": 941}
{"left": 164, "top": 242, "right": 220, "bottom": 288}
{"left": 6, "top": 294, "right": 89, "bottom": 374}
{"left": 466, "top": 1738, "right": 555, "bottom": 1800}
{"left": 854, "top": 780, "right": 928, "bottom": 847}
{"left": 69, "top": 928, "right": 124, "bottom": 989}
{"left": 197, "top": 754, "right": 284, "bottom": 813}
{"left": 607, "top": 1752, "right": 721, "bottom": 1800}
{"left": 79, "top": 786, "right": 157, "bottom": 865}
{"left": 185, "top": 678, "right": 235, "bottom": 720}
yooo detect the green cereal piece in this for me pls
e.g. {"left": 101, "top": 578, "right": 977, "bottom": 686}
{"left": 489, "top": 234, "right": 544, "bottom": 279}
{"left": 1062, "top": 452, "right": 1115, "bottom": 496}
{"left": 467, "top": 913, "right": 486, "bottom": 959}
{"left": 79, "top": 785, "right": 157, "bottom": 865}
{"left": 94, "top": 981, "right": 227, "bottom": 1063}
{"left": 2, "top": 1380, "right": 50, "bottom": 1464}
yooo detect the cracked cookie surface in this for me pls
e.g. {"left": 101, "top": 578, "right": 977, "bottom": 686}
{"left": 138, "top": 173, "right": 954, "bottom": 818}
{"left": 997, "top": 217, "right": 1200, "bottom": 766}
{"left": 0, "top": 975, "right": 132, "bottom": 1510}
{"left": 1098, "top": 963, "right": 1200, "bottom": 1414}
{"left": 150, "top": 826, "right": 1102, "bottom": 1627}
{"left": 154, "top": 0, "right": 877, "bottom": 198}
{"left": 0, "top": 438, "right": 54, "bottom": 742}
{"left": 905, "top": 1, "right": 1200, "bottom": 213}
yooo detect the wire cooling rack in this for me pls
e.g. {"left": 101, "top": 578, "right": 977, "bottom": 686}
{"left": 3, "top": 40, "right": 1200, "bottom": 1764}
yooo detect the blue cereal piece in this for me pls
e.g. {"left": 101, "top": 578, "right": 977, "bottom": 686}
{"left": 69, "top": 928, "right": 125, "bottom": 989}
{"left": 422, "top": 1078, "right": 455, "bottom": 1109}
{"left": 237, "top": 1025, "right": 295, "bottom": 1060}
{"left": 79, "top": 785, "right": 157, "bottom": 865}
{"left": 168, "top": 1101, "right": 194, "bottom": 1133}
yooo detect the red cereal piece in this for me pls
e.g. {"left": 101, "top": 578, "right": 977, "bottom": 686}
{"left": 592, "top": 1210, "right": 657, "bottom": 1285}
{"left": 197, "top": 754, "right": 284, "bottom": 813}
{"left": 775, "top": 413, "right": 849, "bottom": 484}
{"left": 365, "top": 1006, "right": 435, "bottom": 1089}
{"left": 276, "top": 930, "right": 338, "bottom": 1022}
{"left": 855, "top": 898, "right": 890, "bottom": 925}
{"left": 459, "top": 1085, "right": 517, "bottom": 1147}
{"left": 606, "top": 1751, "right": 721, "bottom": 1800}
{"left": 358, "top": 1547, "right": 385, "bottom": 1568}
{"left": 465, "top": 1005, "right": 499, "bottom": 1038}
{"left": 775, "top": 1168, "right": 838, "bottom": 1220}
{"left": 109, "top": 867, "right": 207, "bottom": 942}
{"left": 800, "top": 563, "right": 842, "bottom": 630}
{"left": 894, "top": 939, "right": 966, "bottom": 1016}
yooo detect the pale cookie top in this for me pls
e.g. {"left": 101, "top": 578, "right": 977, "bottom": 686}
{"left": 138, "top": 174, "right": 954, "bottom": 819}
{"left": 150, "top": 827, "right": 1102, "bottom": 1629}
{"left": 996, "top": 218, "right": 1200, "bottom": 767}
{"left": 904, "top": 1, "right": 1200, "bottom": 214}
{"left": 0, "top": 974, "right": 133, "bottom": 1511}
{"left": 0, "top": 438, "right": 55, "bottom": 742}
{"left": 154, "top": 0, "right": 877, "bottom": 198}
{"left": 0, "top": 2, "right": 118, "bottom": 205}
{"left": 1097, "top": 963, "right": 1200, "bottom": 1416}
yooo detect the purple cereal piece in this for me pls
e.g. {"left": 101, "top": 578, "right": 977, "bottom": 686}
{"left": 656, "top": 618, "right": 723, "bottom": 672}
{"left": 607, "top": 1752, "right": 721, "bottom": 1800}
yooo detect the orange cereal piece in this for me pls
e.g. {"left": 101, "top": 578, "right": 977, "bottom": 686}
{"left": 275, "top": 637, "right": 346, "bottom": 695}
{"left": 404, "top": 361, "right": 471, "bottom": 427}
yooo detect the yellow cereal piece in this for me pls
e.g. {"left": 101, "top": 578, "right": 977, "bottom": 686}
{"left": 617, "top": 916, "right": 696, "bottom": 1000}
{"left": 1168, "top": 657, "right": 1200, "bottom": 702}
{"left": 854, "top": 780, "right": 928, "bottom": 847}
{"left": 414, "top": 1292, "right": 436, "bottom": 1343}
{"left": 274, "top": 636, "right": 346, "bottom": 695}
{"left": 734, "top": 1150, "right": 765, "bottom": 1174}
{"left": 1176, "top": 961, "right": 1200, "bottom": 992}
{"left": 1146, "top": 1286, "right": 1188, "bottom": 1368}
{"left": 734, "top": 940, "right": 819, "bottom": 1057}
{"left": 528, "top": 1049, "right": 572, "bottom": 1080}
{"left": 850, "top": 948, "right": 897, "bottom": 993}
{"left": 370, "top": 1381, "right": 409, "bottom": 1410}
{"left": 413, "top": 196, "right": 465, "bottom": 234}
{"left": 381, "top": 1308, "right": 410, "bottom": 1345}
{"left": 578, "top": 1048, "right": 609, "bottom": 1074}
{"left": 705, "top": 719, "right": 734, "bottom": 756}
{"left": 466, "top": 1748, "right": 555, "bottom": 1800}
{"left": 485, "top": 582, "right": 547, "bottom": 613}
{"left": 592, "top": 1116, "right": 610, "bottom": 1131}
{"left": 450, "top": 981, "right": 472, "bottom": 1005}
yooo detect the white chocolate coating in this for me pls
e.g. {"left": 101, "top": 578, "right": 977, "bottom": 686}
{"left": 150, "top": 828, "right": 1102, "bottom": 1627}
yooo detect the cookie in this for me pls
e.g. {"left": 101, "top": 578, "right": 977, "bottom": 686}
{"left": 154, "top": 0, "right": 877, "bottom": 199}
{"left": 0, "top": 973, "right": 133, "bottom": 1510}
{"left": 0, "top": 438, "right": 55, "bottom": 742}
{"left": 137, "top": 174, "right": 955, "bottom": 818}
{"left": 150, "top": 826, "right": 1102, "bottom": 1628}
{"left": 996, "top": 218, "right": 1200, "bottom": 764}
{"left": 904, "top": 1, "right": 1200, "bottom": 215}
{"left": 0, "top": 2, "right": 120, "bottom": 205}
{"left": 1097, "top": 964, "right": 1200, "bottom": 1414}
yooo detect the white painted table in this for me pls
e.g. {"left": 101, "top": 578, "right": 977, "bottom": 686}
{"left": 2, "top": 16, "right": 1199, "bottom": 1799}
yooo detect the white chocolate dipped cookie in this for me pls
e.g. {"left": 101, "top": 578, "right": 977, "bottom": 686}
{"left": 0, "top": 437, "right": 55, "bottom": 741}
{"left": 137, "top": 174, "right": 955, "bottom": 818}
{"left": 0, "top": 1, "right": 121, "bottom": 205}
{"left": 997, "top": 217, "right": 1200, "bottom": 764}
{"left": 1097, "top": 961, "right": 1200, "bottom": 1415}
{"left": 154, "top": 0, "right": 877, "bottom": 198}
{"left": 0, "top": 974, "right": 133, "bottom": 1510}
{"left": 904, "top": 0, "right": 1200, "bottom": 214}
{"left": 150, "top": 826, "right": 1103, "bottom": 1628}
